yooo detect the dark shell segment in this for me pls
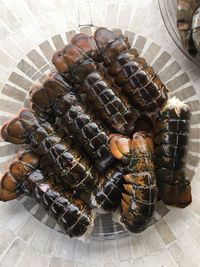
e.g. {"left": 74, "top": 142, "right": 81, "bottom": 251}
{"left": 154, "top": 98, "right": 192, "bottom": 207}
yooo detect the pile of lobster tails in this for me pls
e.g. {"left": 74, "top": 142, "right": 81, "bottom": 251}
{"left": 0, "top": 27, "right": 192, "bottom": 239}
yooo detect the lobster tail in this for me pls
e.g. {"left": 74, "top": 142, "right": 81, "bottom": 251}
{"left": 71, "top": 33, "right": 102, "bottom": 61}
{"left": 154, "top": 97, "right": 192, "bottom": 208}
{"left": 1, "top": 109, "right": 37, "bottom": 144}
{"left": 0, "top": 150, "right": 40, "bottom": 202}
{"left": 109, "top": 132, "right": 157, "bottom": 233}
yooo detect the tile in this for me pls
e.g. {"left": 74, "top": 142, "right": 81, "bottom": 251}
{"left": 178, "top": 233, "right": 200, "bottom": 266}
{"left": 159, "top": 61, "right": 181, "bottom": 83}
{"left": 152, "top": 51, "right": 171, "bottom": 73}
{"left": 124, "top": 31, "right": 135, "bottom": 47}
{"left": 105, "top": 3, "right": 119, "bottom": 28}
{"left": 134, "top": 36, "right": 147, "bottom": 55}
{"left": 17, "top": 59, "right": 37, "bottom": 78}
{"left": 27, "top": 49, "right": 47, "bottom": 69}
{"left": 0, "top": 229, "right": 15, "bottom": 256}
{"left": 2, "top": 37, "right": 24, "bottom": 61}
{"left": 0, "top": 49, "right": 16, "bottom": 68}
{"left": 62, "top": 261, "right": 74, "bottom": 267}
{"left": 49, "top": 257, "right": 62, "bottom": 267}
{"left": 169, "top": 241, "right": 198, "bottom": 267}
{"left": 23, "top": 22, "right": 44, "bottom": 45}
{"left": 0, "top": 239, "right": 26, "bottom": 267}
{"left": 188, "top": 141, "right": 200, "bottom": 153}
{"left": 191, "top": 114, "right": 200, "bottom": 125}
{"left": 117, "top": 237, "right": 132, "bottom": 261}
{"left": 118, "top": 261, "right": 132, "bottom": 267}
{"left": 143, "top": 226, "right": 164, "bottom": 252}
{"left": 6, "top": 207, "right": 31, "bottom": 232}
{"left": 172, "top": 86, "right": 196, "bottom": 100}
{"left": 35, "top": 13, "right": 55, "bottom": 39}
{"left": 130, "top": 234, "right": 149, "bottom": 258}
{"left": 141, "top": 254, "right": 158, "bottom": 267}
{"left": 52, "top": 35, "right": 65, "bottom": 50}
{"left": 188, "top": 222, "right": 200, "bottom": 246}
{"left": 18, "top": 216, "right": 40, "bottom": 242}
{"left": 9, "top": 72, "right": 32, "bottom": 91}
{"left": 0, "top": 22, "right": 10, "bottom": 41}
{"left": 31, "top": 224, "right": 51, "bottom": 253}
{"left": 167, "top": 73, "right": 190, "bottom": 91}
{"left": 65, "top": 30, "right": 76, "bottom": 43}
{"left": 190, "top": 127, "right": 200, "bottom": 139}
{"left": 143, "top": 42, "right": 161, "bottom": 65}
{"left": 153, "top": 249, "right": 177, "bottom": 267}
{"left": 102, "top": 239, "right": 117, "bottom": 264}
{"left": 2, "top": 84, "right": 26, "bottom": 102}
{"left": 39, "top": 41, "right": 55, "bottom": 61}
{"left": 187, "top": 100, "right": 200, "bottom": 112}
{"left": 155, "top": 218, "right": 176, "bottom": 245}
{"left": 89, "top": 240, "right": 103, "bottom": 265}
{"left": 187, "top": 153, "right": 200, "bottom": 167}
{"left": 0, "top": 144, "right": 18, "bottom": 157}
{"left": 0, "top": 1, "right": 21, "bottom": 31}
{"left": 73, "top": 240, "right": 89, "bottom": 264}
{"left": 16, "top": 246, "right": 50, "bottom": 267}
{"left": 117, "top": 5, "right": 132, "bottom": 30}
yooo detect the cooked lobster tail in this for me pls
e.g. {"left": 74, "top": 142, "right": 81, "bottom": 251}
{"left": 109, "top": 132, "right": 158, "bottom": 233}
{"left": 154, "top": 97, "right": 192, "bottom": 207}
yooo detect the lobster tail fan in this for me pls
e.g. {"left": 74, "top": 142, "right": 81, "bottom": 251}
{"left": 0, "top": 172, "right": 20, "bottom": 201}
{"left": 94, "top": 28, "right": 116, "bottom": 50}
{"left": 1, "top": 116, "right": 28, "bottom": 144}
{"left": 52, "top": 49, "right": 69, "bottom": 73}
{"left": 71, "top": 33, "right": 102, "bottom": 61}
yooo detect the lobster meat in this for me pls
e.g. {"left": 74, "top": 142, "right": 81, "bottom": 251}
{"left": 109, "top": 132, "right": 158, "bottom": 233}
{"left": 30, "top": 72, "right": 114, "bottom": 172}
{"left": 177, "top": 0, "right": 200, "bottom": 56}
{"left": 1, "top": 109, "right": 97, "bottom": 192}
{"left": 154, "top": 97, "right": 192, "bottom": 207}
{"left": 0, "top": 150, "right": 94, "bottom": 237}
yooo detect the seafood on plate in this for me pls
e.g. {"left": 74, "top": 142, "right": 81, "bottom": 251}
{"left": 154, "top": 97, "right": 192, "bottom": 207}
{"left": 109, "top": 132, "right": 158, "bottom": 233}
{"left": 0, "top": 150, "right": 94, "bottom": 238}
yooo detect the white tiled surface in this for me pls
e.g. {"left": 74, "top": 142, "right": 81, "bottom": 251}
{"left": 0, "top": 0, "right": 200, "bottom": 266}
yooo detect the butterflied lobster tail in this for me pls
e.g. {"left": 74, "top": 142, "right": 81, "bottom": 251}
{"left": 0, "top": 150, "right": 40, "bottom": 201}
{"left": 30, "top": 73, "right": 115, "bottom": 172}
{"left": 1, "top": 109, "right": 97, "bottom": 192}
{"left": 154, "top": 97, "right": 192, "bottom": 208}
{"left": 109, "top": 132, "right": 158, "bottom": 233}
{"left": 52, "top": 35, "right": 139, "bottom": 136}
{"left": 94, "top": 28, "right": 169, "bottom": 111}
